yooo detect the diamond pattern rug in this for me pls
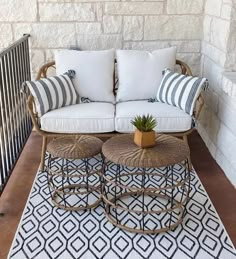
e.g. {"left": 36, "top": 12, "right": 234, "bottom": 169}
{"left": 8, "top": 155, "right": 236, "bottom": 259}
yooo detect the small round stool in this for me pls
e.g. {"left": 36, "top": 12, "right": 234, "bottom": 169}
{"left": 46, "top": 135, "right": 103, "bottom": 211}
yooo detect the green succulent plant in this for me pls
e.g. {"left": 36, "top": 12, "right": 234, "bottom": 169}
{"left": 131, "top": 114, "right": 157, "bottom": 132}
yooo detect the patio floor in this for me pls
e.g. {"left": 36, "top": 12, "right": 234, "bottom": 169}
{"left": 0, "top": 131, "right": 235, "bottom": 259}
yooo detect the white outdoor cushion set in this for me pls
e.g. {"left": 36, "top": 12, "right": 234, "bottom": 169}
{"left": 25, "top": 47, "right": 206, "bottom": 138}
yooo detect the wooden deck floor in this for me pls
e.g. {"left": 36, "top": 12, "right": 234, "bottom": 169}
{"left": 0, "top": 131, "right": 235, "bottom": 259}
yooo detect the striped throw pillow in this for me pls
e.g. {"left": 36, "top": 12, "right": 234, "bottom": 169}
{"left": 156, "top": 69, "right": 207, "bottom": 115}
{"left": 24, "top": 71, "right": 78, "bottom": 117}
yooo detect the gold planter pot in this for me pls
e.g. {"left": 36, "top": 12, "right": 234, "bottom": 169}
{"left": 134, "top": 129, "right": 156, "bottom": 148}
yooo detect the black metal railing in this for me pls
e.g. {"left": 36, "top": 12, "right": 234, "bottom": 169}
{"left": 0, "top": 34, "right": 32, "bottom": 194}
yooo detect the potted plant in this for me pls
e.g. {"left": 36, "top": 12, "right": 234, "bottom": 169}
{"left": 131, "top": 114, "right": 157, "bottom": 148}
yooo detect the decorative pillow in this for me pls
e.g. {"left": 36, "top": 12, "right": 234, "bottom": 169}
{"left": 55, "top": 49, "right": 115, "bottom": 103}
{"left": 156, "top": 69, "right": 207, "bottom": 115}
{"left": 116, "top": 47, "right": 176, "bottom": 102}
{"left": 79, "top": 97, "right": 92, "bottom": 103}
{"left": 23, "top": 71, "right": 78, "bottom": 117}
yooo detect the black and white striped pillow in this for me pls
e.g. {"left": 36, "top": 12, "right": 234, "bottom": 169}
{"left": 24, "top": 71, "right": 78, "bottom": 117}
{"left": 156, "top": 69, "right": 207, "bottom": 115}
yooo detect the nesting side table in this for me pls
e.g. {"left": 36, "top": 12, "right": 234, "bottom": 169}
{"left": 102, "top": 134, "right": 191, "bottom": 234}
{"left": 46, "top": 135, "right": 103, "bottom": 211}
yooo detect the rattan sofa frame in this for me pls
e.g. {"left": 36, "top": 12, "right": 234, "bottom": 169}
{"left": 26, "top": 60, "right": 204, "bottom": 171}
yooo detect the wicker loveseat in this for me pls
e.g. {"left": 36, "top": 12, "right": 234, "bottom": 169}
{"left": 26, "top": 51, "right": 204, "bottom": 171}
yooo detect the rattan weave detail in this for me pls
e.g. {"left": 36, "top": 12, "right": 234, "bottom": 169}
{"left": 47, "top": 135, "right": 103, "bottom": 159}
{"left": 102, "top": 134, "right": 190, "bottom": 168}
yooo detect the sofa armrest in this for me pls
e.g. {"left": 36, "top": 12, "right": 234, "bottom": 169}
{"left": 176, "top": 60, "right": 192, "bottom": 76}
{"left": 36, "top": 61, "right": 55, "bottom": 80}
{"left": 193, "top": 94, "right": 204, "bottom": 120}
{"left": 26, "top": 95, "right": 43, "bottom": 134}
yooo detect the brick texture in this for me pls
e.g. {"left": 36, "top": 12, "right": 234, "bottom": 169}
{"left": 0, "top": 0, "right": 204, "bottom": 76}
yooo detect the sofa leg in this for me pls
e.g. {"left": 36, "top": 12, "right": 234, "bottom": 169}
{"left": 182, "top": 135, "right": 192, "bottom": 170}
{"left": 40, "top": 136, "right": 47, "bottom": 171}
{"left": 182, "top": 134, "right": 188, "bottom": 145}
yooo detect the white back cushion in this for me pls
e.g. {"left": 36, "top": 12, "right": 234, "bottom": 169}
{"left": 116, "top": 47, "right": 176, "bottom": 102}
{"left": 55, "top": 49, "right": 115, "bottom": 103}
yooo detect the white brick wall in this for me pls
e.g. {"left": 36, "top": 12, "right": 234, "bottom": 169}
{"left": 167, "top": 0, "right": 204, "bottom": 14}
{"left": 144, "top": 16, "right": 202, "bottom": 40}
{"left": 0, "top": 0, "right": 203, "bottom": 75}
{"left": 0, "top": 0, "right": 37, "bottom": 22}
{"left": 199, "top": 0, "right": 236, "bottom": 186}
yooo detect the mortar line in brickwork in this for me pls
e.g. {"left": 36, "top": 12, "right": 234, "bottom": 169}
{"left": 121, "top": 15, "right": 124, "bottom": 49}
{"left": 163, "top": 0, "right": 167, "bottom": 15}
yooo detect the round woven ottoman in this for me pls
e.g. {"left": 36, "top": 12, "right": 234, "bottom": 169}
{"left": 102, "top": 134, "right": 191, "bottom": 234}
{"left": 46, "top": 135, "right": 103, "bottom": 211}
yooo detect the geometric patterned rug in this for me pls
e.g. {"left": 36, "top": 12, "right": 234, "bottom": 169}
{"left": 8, "top": 155, "right": 236, "bottom": 259}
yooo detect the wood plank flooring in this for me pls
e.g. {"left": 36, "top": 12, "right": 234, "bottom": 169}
{"left": 0, "top": 131, "right": 235, "bottom": 259}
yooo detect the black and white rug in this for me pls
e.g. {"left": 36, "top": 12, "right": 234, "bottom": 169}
{"left": 8, "top": 155, "right": 236, "bottom": 259}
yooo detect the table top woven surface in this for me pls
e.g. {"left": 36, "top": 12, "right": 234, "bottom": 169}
{"left": 47, "top": 135, "right": 103, "bottom": 159}
{"left": 102, "top": 134, "right": 190, "bottom": 168}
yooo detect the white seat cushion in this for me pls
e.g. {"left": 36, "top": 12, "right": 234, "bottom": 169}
{"left": 115, "top": 101, "right": 192, "bottom": 133}
{"left": 41, "top": 103, "right": 115, "bottom": 133}
{"left": 116, "top": 47, "right": 176, "bottom": 102}
{"left": 55, "top": 49, "right": 115, "bottom": 103}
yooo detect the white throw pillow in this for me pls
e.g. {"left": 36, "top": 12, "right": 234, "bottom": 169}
{"left": 55, "top": 49, "right": 115, "bottom": 103}
{"left": 116, "top": 47, "right": 176, "bottom": 102}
